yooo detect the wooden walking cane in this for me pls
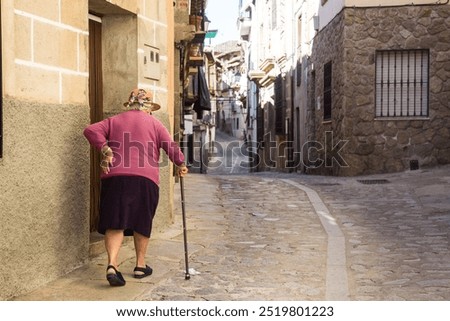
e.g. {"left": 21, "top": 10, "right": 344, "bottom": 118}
{"left": 180, "top": 176, "right": 190, "bottom": 280}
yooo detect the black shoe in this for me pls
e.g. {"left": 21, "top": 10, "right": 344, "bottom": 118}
{"left": 106, "top": 265, "right": 126, "bottom": 286}
{"left": 133, "top": 265, "right": 153, "bottom": 279}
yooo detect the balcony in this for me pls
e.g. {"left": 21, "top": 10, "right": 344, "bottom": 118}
{"left": 259, "top": 58, "right": 275, "bottom": 73}
{"left": 247, "top": 70, "right": 264, "bottom": 81}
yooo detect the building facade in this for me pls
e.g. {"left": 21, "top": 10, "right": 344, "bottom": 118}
{"left": 0, "top": 0, "right": 177, "bottom": 300}
{"left": 175, "top": 0, "right": 215, "bottom": 173}
{"left": 213, "top": 40, "right": 246, "bottom": 140}
{"left": 240, "top": 0, "right": 450, "bottom": 175}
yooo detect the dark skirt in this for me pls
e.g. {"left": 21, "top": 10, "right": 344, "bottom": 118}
{"left": 98, "top": 176, "right": 159, "bottom": 238}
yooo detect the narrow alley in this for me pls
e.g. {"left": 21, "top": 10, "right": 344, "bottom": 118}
{"left": 13, "top": 131, "right": 450, "bottom": 301}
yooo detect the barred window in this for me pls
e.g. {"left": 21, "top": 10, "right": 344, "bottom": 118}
{"left": 375, "top": 49, "right": 429, "bottom": 118}
{"left": 323, "top": 61, "right": 332, "bottom": 120}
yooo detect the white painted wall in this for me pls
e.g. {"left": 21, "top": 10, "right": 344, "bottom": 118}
{"left": 318, "top": 0, "right": 449, "bottom": 31}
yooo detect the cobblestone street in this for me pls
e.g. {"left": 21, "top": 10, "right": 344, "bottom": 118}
{"left": 14, "top": 133, "right": 450, "bottom": 301}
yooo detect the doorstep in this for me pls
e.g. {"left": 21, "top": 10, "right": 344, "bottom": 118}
{"left": 89, "top": 232, "right": 105, "bottom": 258}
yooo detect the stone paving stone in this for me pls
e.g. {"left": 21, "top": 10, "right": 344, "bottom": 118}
{"left": 143, "top": 174, "right": 328, "bottom": 301}
{"left": 12, "top": 130, "right": 450, "bottom": 302}
{"left": 287, "top": 166, "right": 450, "bottom": 300}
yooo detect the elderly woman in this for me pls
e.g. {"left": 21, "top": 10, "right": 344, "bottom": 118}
{"left": 84, "top": 89, "right": 188, "bottom": 286}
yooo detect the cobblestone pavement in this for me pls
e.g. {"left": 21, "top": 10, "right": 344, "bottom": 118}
{"left": 144, "top": 174, "right": 328, "bottom": 301}
{"left": 287, "top": 168, "right": 450, "bottom": 300}
{"left": 13, "top": 132, "right": 450, "bottom": 301}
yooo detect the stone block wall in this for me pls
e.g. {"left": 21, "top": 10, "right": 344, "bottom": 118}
{"left": 307, "top": 11, "right": 346, "bottom": 175}
{"left": 0, "top": 0, "right": 176, "bottom": 299}
{"left": 0, "top": 0, "right": 90, "bottom": 300}
{"left": 307, "top": 5, "right": 450, "bottom": 176}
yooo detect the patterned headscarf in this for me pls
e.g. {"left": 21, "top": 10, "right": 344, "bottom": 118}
{"left": 123, "top": 88, "right": 160, "bottom": 111}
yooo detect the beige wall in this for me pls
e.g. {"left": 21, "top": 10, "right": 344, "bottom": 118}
{"left": 5, "top": 0, "right": 89, "bottom": 104}
{"left": 95, "top": 0, "right": 176, "bottom": 231}
{"left": 0, "top": 0, "right": 91, "bottom": 300}
{"left": 0, "top": 0, "right": 176, "bottom": 300}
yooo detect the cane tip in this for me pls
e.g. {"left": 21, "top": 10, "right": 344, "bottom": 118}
{"left": 185, "top": 274, "right": 191, "bottom": 280}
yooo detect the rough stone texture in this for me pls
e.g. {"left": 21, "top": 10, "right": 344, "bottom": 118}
{"left": 0, "top": 99, "right": 90, "bottom": 300}
{"left": 12, "top": 161, "right": 450, "bottom": 302}
{"left": 308, "top": 6, "right": 450, "bottom": 176}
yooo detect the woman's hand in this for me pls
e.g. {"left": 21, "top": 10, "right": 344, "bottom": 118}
{"left": 100, "top": 145, "right": 113, "bottom": 174}
{"left": 178, "top": 164, "right": 188, "bottom": 177}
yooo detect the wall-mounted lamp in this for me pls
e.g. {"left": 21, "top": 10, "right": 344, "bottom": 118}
{"left": 204, "top": 16, "right": 211, "bottom": 32}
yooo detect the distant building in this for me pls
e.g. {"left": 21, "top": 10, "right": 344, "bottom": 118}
{"left": 213, "top": 40, "right": 247, "bottom": 139}
{"left": 175, "top": 0, "right": 214, "bottom": 173}
{"left": 240, "top": 0, "right": 450, "bottom": 175}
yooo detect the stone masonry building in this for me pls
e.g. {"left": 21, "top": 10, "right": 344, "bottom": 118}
{"left": 308, "top": 2, "right": 450, "bottom": 176}
{"left": 0, "top": 0, "right": 177, "bottom": 300}
{"left": 240, "top": 0, "right": 450, "bottom": 176}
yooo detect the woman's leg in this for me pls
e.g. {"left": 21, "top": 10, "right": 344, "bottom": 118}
{"left": 105, "top": 229, "right": 124, "bottom": 269}
{"left": 133, "top": 231, "right": 150, "bottom": 268}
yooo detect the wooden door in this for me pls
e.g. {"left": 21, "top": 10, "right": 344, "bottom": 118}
{"left": 88, "top": 17, "right": 103, "bottom": 232}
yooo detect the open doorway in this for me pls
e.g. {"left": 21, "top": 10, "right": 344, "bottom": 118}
{"left": 87, "top": 1, "right": 138, "bottom": 236}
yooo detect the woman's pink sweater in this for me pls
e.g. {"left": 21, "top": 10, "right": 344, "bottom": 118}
{"left": 84, "top": 110, "right": 185, "bottom": 185}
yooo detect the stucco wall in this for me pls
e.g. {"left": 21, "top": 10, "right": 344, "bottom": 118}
{"left": 0, "top": 100, "right": 90, "bottom": 300}
{"left": 0, "top": 0, "right": 91, "bottom": 300}
{"left": 308, "top": 6, "right": 450, "bottom": 176}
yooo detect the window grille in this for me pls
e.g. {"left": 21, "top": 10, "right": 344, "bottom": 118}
{"left": 323, "top": 61, "right": 332, "bottom": 120}
{"left": 375, "top": 49, "right": 429, "bottom": 118}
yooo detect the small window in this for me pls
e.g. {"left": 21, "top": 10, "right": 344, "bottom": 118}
{"left": 272, "top": 0, "right": 277, "bottom": 28}
{"left": 323, "top": 61, "right": 332, "bottom": 120}
{"left": 275, "top": 75, "right": 284, "bottom": 134}
{"left": 297, "top": 15, "right": 302, "bottom": 53}
{"left": 375, "top": 49, "right": 429, "bottom": 117}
